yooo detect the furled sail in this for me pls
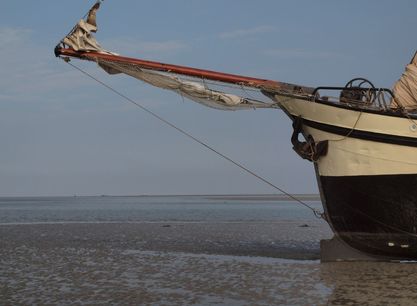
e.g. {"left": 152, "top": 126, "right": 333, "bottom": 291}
{"left": 96, "top": 59, "right": 276, "bottom": 110}
{"left": 55, "top": 2, "right": 314, "bottom": 111}
{"left": 391, "top": 52, "right": 417, "bottom": 110}
{"left": 62, "top": 3, "right": 104, "bottom": 53}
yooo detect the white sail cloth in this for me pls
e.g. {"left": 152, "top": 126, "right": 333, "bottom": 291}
{"left": 63, "top": 19, "right": 103, "bottom": 52}
{"left": 392, "top": 52, "right": 417, "bottom": 110}
{"left": 97, "top": 60, "right": 277, "bottom": 110}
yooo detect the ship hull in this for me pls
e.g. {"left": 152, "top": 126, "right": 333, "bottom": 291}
{"left": 274, "top": 95, "right": 417, "bottom": 260}
{"left": 320, "top": 173, "right": 417, "bottom": 259}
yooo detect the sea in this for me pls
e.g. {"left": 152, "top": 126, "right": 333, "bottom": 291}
{"left": 1, "top": 195, "right": 417, "bottom": 305}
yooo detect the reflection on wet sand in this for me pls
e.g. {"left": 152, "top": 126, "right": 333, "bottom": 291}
{"left": 321, "top": 262, "right": 417, "bottom": 305}
{"left": 1, "top": 222, "right": 416, "bottom": 305}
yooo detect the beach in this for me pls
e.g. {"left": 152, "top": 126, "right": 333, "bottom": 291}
{"left": 0, "top": 221, "right": 330, "bottom": 305}
{"left": 1, "top": 196, "right": 417, "bottom": 305}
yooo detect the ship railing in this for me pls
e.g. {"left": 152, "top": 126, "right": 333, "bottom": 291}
{"left": 312, "top": 86, "right": 395, "bottom": 112}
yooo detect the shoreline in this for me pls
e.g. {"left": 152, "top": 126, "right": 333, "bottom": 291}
{"left": 0, "top": 193, "right": 321, "bottom": 201}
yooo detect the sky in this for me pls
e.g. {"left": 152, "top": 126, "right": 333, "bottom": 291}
{"left": 1, "top": 0, "right": 417, "bottom": 196}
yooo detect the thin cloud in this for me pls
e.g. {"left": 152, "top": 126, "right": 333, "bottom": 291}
{"left": 0, "top": 27, "right": 98, "bottom": 104}
{"left": 103, "top": 38, "right": 187, "bottom": 55}
{"left": 219, "top": 26, "right": 277, "bottom": 39}
{"left": 0, "top": 27, "right": 31, "bottom": 46}
{"left": 263, "top": 48, "right": 345, "bottom": 60}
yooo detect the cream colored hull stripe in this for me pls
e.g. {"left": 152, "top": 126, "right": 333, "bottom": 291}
{"left": 306, "top": 127, "right": 417, "bottom": 177}
{"left": 276, "top": 97, "right": 417, "bottom": 177}
{"left": 278, "top": 97, "right": 417, "bottom": 139}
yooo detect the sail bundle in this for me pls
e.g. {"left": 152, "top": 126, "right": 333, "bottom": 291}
{"left": 62, "top": 19, "right": 102, "bottom": 53}
{"left": 96, "top": 59, "right": 278, "bottom": 110}
{"left": 62, "top": 3, "right": 103, "bottom": 53}
{"left": 392, "top": 52, "right": 417, "bottom": 110}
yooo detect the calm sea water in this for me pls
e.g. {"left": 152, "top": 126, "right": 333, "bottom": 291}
{"left": 0, "top": 195, "right": 322, "bottom": 224}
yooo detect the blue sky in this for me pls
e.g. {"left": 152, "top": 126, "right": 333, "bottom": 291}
{"left": 1, "top": 0, "right": 416, "bottom": 196}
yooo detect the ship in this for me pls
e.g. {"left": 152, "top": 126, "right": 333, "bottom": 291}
{"left": 55, "top": 1, "right": 417, "bottom": 261}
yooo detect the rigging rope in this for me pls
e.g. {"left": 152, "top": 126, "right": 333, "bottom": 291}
{"left": 64, "top": 60, "right": 324, "bottom": 219}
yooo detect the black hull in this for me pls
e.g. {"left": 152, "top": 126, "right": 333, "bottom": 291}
{"left": 320, "top": 174, "right": 417, "bottom": 260}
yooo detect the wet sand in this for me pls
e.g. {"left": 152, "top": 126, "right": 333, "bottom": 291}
{"left": 0, "top": 221, "right": 329, "bottom": 259}
{"left": 2, "top": 222, "right": 417, "bottom": 305}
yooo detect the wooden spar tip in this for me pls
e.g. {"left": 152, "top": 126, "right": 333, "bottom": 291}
{"left": 55, "top": 47, "right": 315, "bottom": 94}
